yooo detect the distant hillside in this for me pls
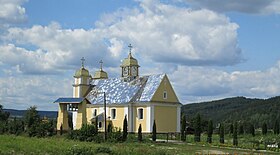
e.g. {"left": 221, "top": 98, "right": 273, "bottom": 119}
{"left": 4, "top": 109, "right": 57, "bottom": 119}
{"left": 182, "top": 96, "right": 280, "bottom": 128}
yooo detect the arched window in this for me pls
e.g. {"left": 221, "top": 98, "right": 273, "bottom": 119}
{"left": 93, "top": 109, "right": 97, "bottom": 117}
{"left": 138, "top": 108, "right": 143, "bottom": 120}
{"left": 163, "top": 91, "right": 167, "bottom": 99}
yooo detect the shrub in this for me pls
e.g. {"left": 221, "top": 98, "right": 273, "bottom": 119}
{"left": 122, "top": 115, "right": 128, "bottom": 141}
{"left": 138, "top": 124, "right": 142, "bottom": 142}
{"left": 95, "top": 146, "right": 113, "bottom": 154}
{"left": 65, "top": 145, "right": 93, "bottom": 155}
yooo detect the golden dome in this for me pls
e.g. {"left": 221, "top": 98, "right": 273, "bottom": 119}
{"left": 120, "top": 52, "right": 140, "bottom": 67}
{"left": 74, "top": 67, "right": 91, "bottom": 78}
{"left": 93, "top": 70, "right": 108, "bottom": 79}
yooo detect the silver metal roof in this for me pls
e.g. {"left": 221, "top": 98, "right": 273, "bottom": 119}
{"left": 87, "top": 74, "right": 165, "bottom": 104}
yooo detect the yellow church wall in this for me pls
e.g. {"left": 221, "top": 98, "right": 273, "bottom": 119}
{"left": 109, "top": 107, "right": 125, "bottom": 130}
{"left": 57, "top": 104, "right": 69, "bottom": 131}
{"left": 151, "top": 75, "right": 179, "bottom": 103}
{"left": 154, "top": 105, "right": 177, "bottom": 133}
{"left": 133, "top": 106, "right": 147, "bottom": 133}
{"left": 75, "top": 100, "right": 87, "bottom": 129}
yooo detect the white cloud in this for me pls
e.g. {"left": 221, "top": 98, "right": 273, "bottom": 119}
{"left": 170, "top": 62, "right": 280, "bottom": 103}
{"left": 0, "top": 0, "right": 27, "bottom": 27}
{"left": 0, "top": 75, "right": 72, "bottom": 110}
{"left": 183, "top": 0, "right": 280, "bottom": 14}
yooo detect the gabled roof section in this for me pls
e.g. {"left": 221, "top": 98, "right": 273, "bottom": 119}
{"left": 54, "top": 98, "right": 86, "bottom": 104}
{"left": 87, "top": 74, "right": 165, "bottom": 104}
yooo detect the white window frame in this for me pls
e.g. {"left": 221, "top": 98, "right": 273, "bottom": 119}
{"left": 138, "top": 108, "right": 144, "bottom": 120}
{"left": 111, "top": 108, "right": 116, "bottom": 120}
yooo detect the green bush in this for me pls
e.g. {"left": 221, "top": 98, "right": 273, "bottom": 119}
{"left": 65, "top": 145, "right": 93, "bottom": 155}
{"left": 95, "top": 146, "right": 113, "bottom": 154}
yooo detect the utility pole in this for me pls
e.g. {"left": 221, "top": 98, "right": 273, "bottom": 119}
{"left": 104, "top": 92, "right": 107, "bottom": 141}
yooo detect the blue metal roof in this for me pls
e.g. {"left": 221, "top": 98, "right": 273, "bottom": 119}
{"left": 53, "top": 98, "right": 85, "bottom": 103}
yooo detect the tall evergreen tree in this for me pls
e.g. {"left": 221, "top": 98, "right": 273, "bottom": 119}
{"left": 107, "top": 121, "right": 113, "bottom": 133}
{"left": 207, "top": 120, "right": 213, "bottom": 143}
{"left": 152, "top": 120, "right": 157, "bottom": 142}
{"left": 233, "top": 122, "right": 238, "bottom": 146}
{"left": 229, "top": 123, "right": 234, "bottom": 135}
{"left": 138, "top": 124, "right": 142, "bottom": 142}
{"left": 262, "top": 123, "right": 267, "bottom": 135}
{"left": 249, "top": 124, "right": 255, "bottom": 137}
{"left": 122, "top": 115, "right": 128, "bottom": 141}
{"left": 219, "top": 123, "right": 224, "bottom": 144}
{"left": 24, "top": 106, "right": 40, "bottom": 129}
{"left": 181, "top": 115, "right": 186, "bottom": 142}
{"left": 95, "top": 116, "right": 98, "bottom": 133}
{"left": 194, "top": 113, "right": 201, "bottom": 142}
{"left": 238, "top": 124, "right": 244, "bottom": 135}
{"left": 274, "top": 120, "right": 279, "bottom": 135}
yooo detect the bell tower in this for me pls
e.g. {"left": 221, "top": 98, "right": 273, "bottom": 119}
{"left": 73, "top": 57, "right": 92, "bottom": 98}
{"left": 120, "top": 44, "right": 140, "bottom": 81}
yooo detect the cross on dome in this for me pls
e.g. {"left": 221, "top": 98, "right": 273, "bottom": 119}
{"left": 128, "top": 44, "right": 133, "bottom": 54}
{"left": 81, "top": 57, "right": 85, "bottom": 68}
{"left": 99, "top": 60, "right": 103, "bottom": 70}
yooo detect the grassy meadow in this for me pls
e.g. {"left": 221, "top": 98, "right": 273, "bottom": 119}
{"left": 0, "top": 134, "right": 279, "bottom": 155}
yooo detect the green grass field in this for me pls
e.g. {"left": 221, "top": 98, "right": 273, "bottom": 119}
{"left": 0, "top": 134, "right": 279, "bottom": 155}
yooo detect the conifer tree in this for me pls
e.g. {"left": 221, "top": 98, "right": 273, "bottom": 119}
{"left": 233, "top": 122, "right": 238, "bottom": 146}
{"left": 274, "top": 120, "right": 279, "bottom": 135}
{"left": 152, "top": 120, "right": 157, "bottom": 142}
{"left": 219, "top": 123, "right": 224, "bottom": 144}
{"left": 194, "top": 113, "right": 201, "bottom": 142}
{"left": 229, "top": 123, "right": 234, "bottom": 135}
{"left": 95, "top": 116, "right": 98, "bottom": 133}
{"left": 181, "top": 115, "right": 186, "bottom": 142}
{"left": 138, "top": 124, "right": 142, "bottom": 142}
{"left": 262, "top": 123, "right": 267, "bottom": 135}
{"left": 207, "top": 120, "right": 213, "bottom": 143}
{"left": 122, "top": 115, "right": 128, "bottom": 141}
{"left": 238, "top": 124, "right": 244, "bottom": 135}
{"left": 249, "top": 124, "right": 255, "bottom": 137}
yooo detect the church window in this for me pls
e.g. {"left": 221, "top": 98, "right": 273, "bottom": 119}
{"left": 93, "top": 109, "right": 97, "bottom": 117}
{"left": 138, "top": 108, "right": 143, "bottom": 120}
{"left": 163, "top": 91, "right": 167, "bottom": 99}
{"left": 111, "top": 109, "right": 116, "bottom": 119}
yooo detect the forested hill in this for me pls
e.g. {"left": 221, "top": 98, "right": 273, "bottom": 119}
{"left": 182, "top": 96, "right": 280, "bottom": 128}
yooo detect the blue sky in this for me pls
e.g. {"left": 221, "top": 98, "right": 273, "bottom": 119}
{"left": 0, "top": 0, "right": 280, "bottom": 110}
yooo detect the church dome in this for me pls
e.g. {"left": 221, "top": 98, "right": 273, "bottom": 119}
{"left": 93, "top": 70, "right": 108, "bottom": 79}
{"left": 74, "top": 67, "right": 91, "bottom": 78}
{"left": 120, "top": 52, "right": 139, "bottom": 67}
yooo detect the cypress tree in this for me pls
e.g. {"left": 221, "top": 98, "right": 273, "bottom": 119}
{"left": 238, "top": 124, "right": 244, "bottom": 135}
{"left": 219, "top": 123, "right": 224, "bottom": 144}
{"left": 207, "top": 120, "right": 213, "bottom": 143}
{"left": 138, "top": 124, "right": 142, "bottom": 142}
{"left": 194, "top": 114, "right": 201, "bottom": 142}
{"left": 249, "top": 124, "right": 255, "bottom": 137}
{"left": 233, "top": 122, "right": 238, "bottom": 146}
{"left": 122, "top": 115, "right": 128, "bottom": 141}
{"left": 229, "top": 123, "right": 234, "bottom": 135}
{"left": 95, "top": 116, "right": 98, "bottom": 133}
{"left": 152, "top": 120, "right": 157, "bottom": 142}
{"left": 181, "top": 115, "right": 186, "bottom": 142}
{"left": 262, "top": 123, "right": 267, "bottom": 135}
{"left": 107, "top": 121, "right": 113, "bottom": 133}
{"left": 274, "top": 120, "right": 279, "bottom": 135}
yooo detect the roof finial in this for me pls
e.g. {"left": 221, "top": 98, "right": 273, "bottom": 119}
{"left": 128, "top": 44, "right": 133, "bottom": 54}
{"left": 99, "top": 60, "right": 103, "bottom": 71}
{"left": 81, "top": 57, "right": 85, "bottom": 68}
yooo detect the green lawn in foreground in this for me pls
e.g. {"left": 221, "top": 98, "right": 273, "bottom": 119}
{"left": 0, "top": 134, "right": 278, "bottom": 155}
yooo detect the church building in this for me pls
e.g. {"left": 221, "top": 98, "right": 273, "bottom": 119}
{"left": 54, "top": 45, "right": 181, "bottom": 133}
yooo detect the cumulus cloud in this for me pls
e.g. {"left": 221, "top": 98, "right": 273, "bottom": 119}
{"left": 98, "top": 2, "right": 242, "bottom": 66}
{"left": 170, "top": 62, "right": 280, "bottom": 103}
{"left": 0, "top": 0, "right": 27, "bottom": 27}
{"left": 183, "top": 0, "right": 280, "bottom": 14}
{"left": 0, "top": 75, "right": 72, "bottom": 110}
